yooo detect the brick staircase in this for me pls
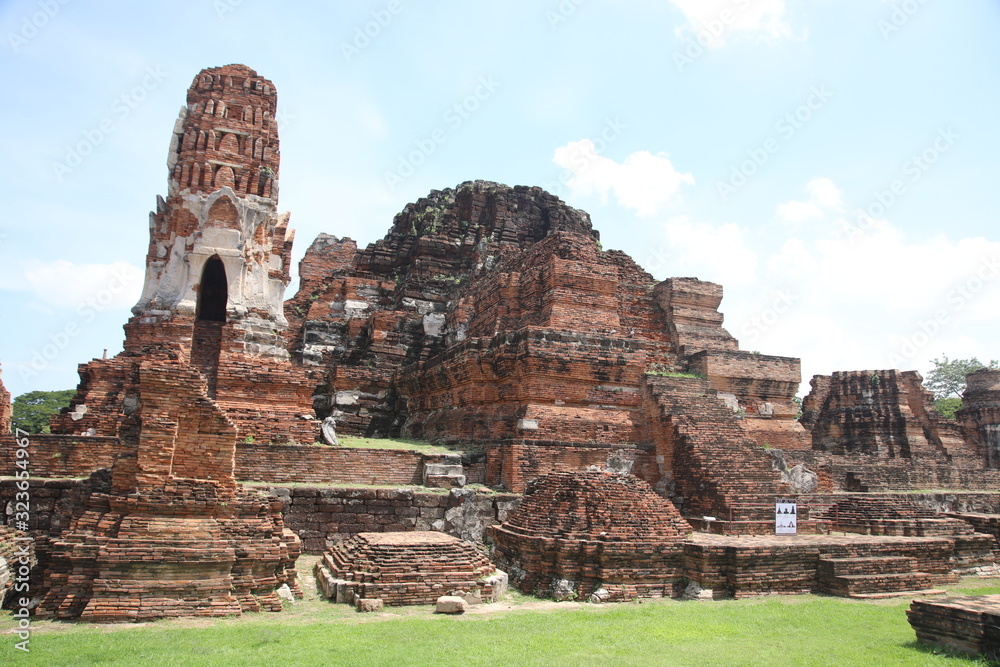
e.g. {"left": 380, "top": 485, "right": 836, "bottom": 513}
{"left": 642, "top": 375, "right": 787, "bottom": 522}
{"left": 817, "top": 556, "right": 943, "bottom": 598}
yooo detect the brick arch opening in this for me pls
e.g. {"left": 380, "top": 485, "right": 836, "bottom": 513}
{"left": 193, "top": 255, "right": 227, "bottom": 398}
{"left": 196, "top": 256, "right": 228, "bottom": 322}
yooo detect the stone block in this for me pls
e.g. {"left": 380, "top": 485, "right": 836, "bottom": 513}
{"left": 356, "top": 598, "right": 384, "bottom": 613}
{"left": 435, "top": 596, "right": 466, "bottom": 614}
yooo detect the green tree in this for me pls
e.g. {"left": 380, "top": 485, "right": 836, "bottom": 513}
{"left": 926, "top": 356, "right": 998, "bottom": 419}
{"left": 11, "top": 389, "right": 76, "bottom": 434}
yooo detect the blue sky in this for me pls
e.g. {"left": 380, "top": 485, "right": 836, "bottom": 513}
{"left": 1, "top": 0, "right": 998, "bottom": 400}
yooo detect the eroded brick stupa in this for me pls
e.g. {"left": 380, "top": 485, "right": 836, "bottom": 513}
{"left": 491, "top": 471, "right": 692, "bottom": 601}
{"left": 52, "top": 64, "right": 317, "bottom": 445}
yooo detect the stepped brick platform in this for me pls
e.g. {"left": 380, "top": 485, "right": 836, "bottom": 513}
{"left": 315, "top": 531, "right": 500, "bottom": 607}
{"left": 490, "top": 471, "right": 692, "bottom": 601}
{"left": 816, "top": 556, "right": 940, "bottom": 598}
{"left": 34, "top": 359, "right": 300, "bottom": 622}
{"left": 684, "top": 532, "right": 991, "bottom": 599}
{"left": 908, "top": 595, "right": 1000, "bottom": 659}
{"left": 817, "top": 497, "right": 976, "bottom": 537}
{"left": 947, "top": 513, "right": 1000, "bottom": 546}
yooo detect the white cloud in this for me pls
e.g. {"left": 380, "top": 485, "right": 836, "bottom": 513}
{"left": 670, "top": 0, "right": 792, "bottom": 49}
{"left": 776, "top": 200, "right": 822, "bottom": 222}
{"left": 642, "top": 176, "right": 999, "bottom": 391}
{"left": 654, "top": 216, "right": 759, "bottom": 286}
{"left": 6, "top": 260, "right": 143, "bottom": 310}
{"left": 750, "top": 181, "right": 1000, "bottom": 383}
{"left": 806, "top": 177, "right": 842, "bottom": 208}
{"left": 777, "top": 177, "right": 842, "bottom": 222}
{"left": 552, "top": 140, "right": 694, "bottom": 217}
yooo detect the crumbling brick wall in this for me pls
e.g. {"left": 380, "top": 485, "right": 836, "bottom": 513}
{"left": 36, "top": 358, "right": 300, "bottom": 622}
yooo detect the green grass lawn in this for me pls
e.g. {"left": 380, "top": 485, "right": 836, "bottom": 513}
{"left": 4, "top": 572, "right": 1000, "bottom": 666}
{"left": 333, "top": 434, "right": 474, "bottom": 457}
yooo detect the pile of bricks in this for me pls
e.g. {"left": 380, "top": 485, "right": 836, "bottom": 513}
{"left": 491, "top": 471, "right": 691, "bottom": 601}
{"left": 908, "top": 595, "right": 1000, "bottom": 659}
{"left": 315, "top": 531, "right": 497, "bottom": 606}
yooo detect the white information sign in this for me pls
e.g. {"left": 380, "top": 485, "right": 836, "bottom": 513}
{"left": 775, "top": 499, "right": 797, "bottom": 535}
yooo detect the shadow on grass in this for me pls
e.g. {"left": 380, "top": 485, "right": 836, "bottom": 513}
{"left": 902, "top": 639, "right": 1000, "bottom": 666}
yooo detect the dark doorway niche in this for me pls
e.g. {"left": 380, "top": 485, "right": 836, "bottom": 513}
{"left": 197, "top": 256, "right": 228, "bottom": 322}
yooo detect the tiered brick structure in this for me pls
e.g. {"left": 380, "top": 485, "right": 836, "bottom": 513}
{"left": 315, "top": 531, "right": 499, "bottom": 607}
{"left": 286, "top": 180, "right": 805, "bottom": 511}
{"left": 51, "top": 64, "right": 317, "bottom": 444}
{"left": 490, "top": 471, "right": 691, "bottom": 601}
{"left": 957, "top": 369, "right": 1000, "bottom": 467}
{"left": 35, "top": 359, "right": 300, "bottom": 621}
{"left": 794, "top": 370, "right": 1000, "bottom": 491}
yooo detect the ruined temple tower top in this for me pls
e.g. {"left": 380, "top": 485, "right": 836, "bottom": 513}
{"left": 130, "top": 64, "right": 294, "bottom": 355}
{"left": 166, "top": 64, "right": 280, "bottom": 200}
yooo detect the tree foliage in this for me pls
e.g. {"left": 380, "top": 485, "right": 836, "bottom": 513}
{"left": 926, "top": 356, "right": 999, "bottom": 399}
{"left": 11, "top": 389, "right": 76, "bottom": 434}
{"left": 933, "top": 397, "right": 963, "bottom": 420}
{"left": 926, "top": 356, "right": 998, "bottom": 420}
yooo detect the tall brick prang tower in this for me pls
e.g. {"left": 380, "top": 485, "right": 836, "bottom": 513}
{"left": 53, "top": 65, "right": 317, "bottom": 443}
{"left": 130, "top": 64, "right": 293, "bottom": 363}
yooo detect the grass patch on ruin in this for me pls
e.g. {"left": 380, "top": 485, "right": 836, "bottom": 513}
{"left": 4, "top": 581, "right": 998, "bottom": 665}
{"left": 332, "top": 434, "right": 474, "bottom": 456}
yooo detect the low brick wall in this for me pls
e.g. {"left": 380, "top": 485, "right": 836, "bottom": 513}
{"left": 266, "top": 485, "right": 521, "bottom": 553}
{"left": 236, "top": 443, "right": 429, "bottom": 485}
{"left": 0, "top": 435, "right": 118, "bottom": 479}
{"left": 0, "top": 477, "right": 521, "bottom": 555}
{"left": 0, "top": 436, "right": 485, "bottom": 487}
{"left": 0, "top": 477, "right": 102, "bottom": 535}
{"left": 805, "top": 493, "right": 1000, "bottom": 516}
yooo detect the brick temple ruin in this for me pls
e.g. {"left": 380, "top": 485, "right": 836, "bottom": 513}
{"left": 3, "top": 64, "right": 1000, "bottom": 625}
